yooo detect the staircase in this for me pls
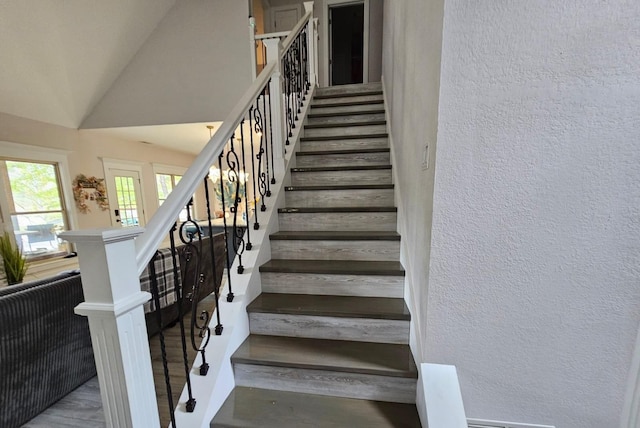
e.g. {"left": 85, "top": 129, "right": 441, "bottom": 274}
{"left": 211, "top": 83, "right": 421, "bottom": 427}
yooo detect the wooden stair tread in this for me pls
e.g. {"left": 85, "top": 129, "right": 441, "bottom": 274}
{"left": 247, "top": 293, "right": 410, "bottom": 320}
{"left": 311, "top": 99, "right": 384, "bottom": 108}
{"left": 297, "top": 147, "right": 389, "bottom": 155}
{"left": 211, "top": 387, "right": 421, "bottom": 428}
{"left": 314, "top": 89, "right": 383, "bottom": 100}
{"left": 300, "top": 133, "right": 388, "bottom": 142}
{"left": 304, "top": 120, "right": 386, "bottom": 129}
{"left": 270, "top": 231, "right": 400, "bottom": 241}
{"left": 278, "top": 206, "right": 397, "bottom": 213}
{"left": 308, "top": 109, "right": 386, "bottom": 118}
{"left": 285, "top": 184, "right": 393, "bottom": 191}
{"left": 232, "top": 335, "right": 417, "bottom": 377}
{"left": 260, "top": 259, "right": 404, "bottom": 275}
{"left": 292, "top": 165, "right": 391, "bottom": 172}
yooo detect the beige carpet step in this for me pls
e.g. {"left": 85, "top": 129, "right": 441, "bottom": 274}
{"left": 246, "top": 292, "right": 410, "bottom": 344}
{"left": 291, "top": 165, "right": 392, "bottom": 186}
{"left": 270, "top": 231, "right": 400, "bottom": 261}
{"left": 285, "top": 184, "right": 394, "bottom": 208}
{"left": 306, "top": 112, "right": 386, "bottom": 125}
{"left": 304, "top": 123, "right": 387, "bottom": 139}
{"left": 230, "top": 335, "right": 417, "bottom": 404}
{"left": 211, "top": 386, "right": 421, "bottom": 427}
{"left": 278, "top": 207, "right": 397, "bottom": 232}
{"left": 300, "top": 136, "right": 388, "bottom": 152}
{"left": 296, "top": 148, "right": 390, "bottom": 168}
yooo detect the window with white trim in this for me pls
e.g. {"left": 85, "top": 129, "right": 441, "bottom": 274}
{"left": 155, "top": 172, "right": 189, "bottom": 222}
{"left": 0, "top": 158, "right": 70, "bottom": 260}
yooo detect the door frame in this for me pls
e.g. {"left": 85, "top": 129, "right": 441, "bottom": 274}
{"left": 102, "top": 158, "right": 148, "bottom": 227}
{"left": 323, "top": 0, "right": 369, "bottom": 86}
{"left": 269, "top": 4, "right": 302, "bottom": 33}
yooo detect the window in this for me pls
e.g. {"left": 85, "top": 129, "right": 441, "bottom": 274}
{"left": 156, "top": 173, "right": 189, "bottom": 222}
{"left": 0, "top": 158, "right": 70, "bottom": 260}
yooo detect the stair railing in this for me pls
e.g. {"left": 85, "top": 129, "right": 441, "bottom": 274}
{"left": 60, "top": 3, "right": 317, "bottom": 427}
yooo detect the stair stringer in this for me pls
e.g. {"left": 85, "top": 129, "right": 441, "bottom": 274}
{"left": 172, "top": 85, "right": 317, "bottom": 428}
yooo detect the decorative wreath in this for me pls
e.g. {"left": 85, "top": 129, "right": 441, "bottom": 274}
{"left": 72, "top": 174, "right": 109, "bottom": 213}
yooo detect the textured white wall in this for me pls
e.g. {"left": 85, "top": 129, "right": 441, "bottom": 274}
{"left": 427, "top": 1, "right": 640, "bottom": 427}
{"left": 82, "top": 0, "right": 251, "bottom": 128}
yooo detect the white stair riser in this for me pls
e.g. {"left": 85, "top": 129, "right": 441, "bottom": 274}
{"left": 271, "top": 240, "right": 400, "bottom": 261}
{"left": 261, "top": 272, "right": 404, "bottom": 298}
{"left": 304, "top": 124, "right": 387, "bottom": 139}
{"left": 278, "top": 212, "right": 397, "bottom": 232}
{"left": 234, "top": 364, "right": 416, "bottom": 404}
{"left": 312, "top": 94, "right": 383, "bottom": 106}
{"left": 286, "top": 189, "right": 394, "bottom": 208}
{"left": 291, "top": 169, "right": 392, "bottom": 186}
{"left": 307, "top": 113, "right": 386, "bottom": 125}
{"left": 310, "top": 103, "right": 385, "bottom": 115}
{"left": 296, "top": 152, "right": 390, "bottom": 168}
{"left": 249, "top": 313, "right": 409, "bottom": 344}
{"left": 300, "top": 137, "right": 388, "bottom": 152}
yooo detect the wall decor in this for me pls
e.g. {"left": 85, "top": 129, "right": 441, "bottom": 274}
{"left": 72, "top": 174, "right": 109, "bottom": 213}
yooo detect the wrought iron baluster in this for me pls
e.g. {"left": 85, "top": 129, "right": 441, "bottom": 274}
{"left": 225, "top": 135, "right": 246, "bottom": 274}
{"left": 202, "top": 179, "right": 223, "bottom": 335}
{"left": 248, "top": 107, "right": 260, "bottom": 230}
{"left": 268, "top": 78, "right": 276, "bottom": 185}
{"left": 302, "top": 25, "right": 310, "bottom": 93}
{"left": 217, "top": 152, "right": 235, "bottom": 302}
{"left": 252, "top": 98, "right": 268, "bottom": 212}
{"left": 260, "top": 88, "right": 272, "bottom": 197}
{"left": 148, "top": 251, "right": 177, "bottom": 427}
{"left": 239, "top": 120, "right": 253, "bottom": 251}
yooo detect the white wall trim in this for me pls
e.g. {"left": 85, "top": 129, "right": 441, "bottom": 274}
{"left": 381, "top": 75, "right": 425, "bottom": 365}
{"left": 621, "top": 322, "right": 640, "bottom": 428}
{"left": 323, "top": 0, "right": 369, "bottom": 86}
{"left": 467, "top": 418, "right": 555, "bottom": 428}
{"left": 420, "top": 364, "right": 468, "bottom": 428}
{"left": 0, "top": 140, "right": 78, "bottom": 234}
{"left": 152, "top": 163, "right": 187, "bottom": 177}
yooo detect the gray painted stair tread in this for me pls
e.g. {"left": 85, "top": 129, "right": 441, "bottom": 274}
{"left": 285, "top": 184, "right": 394, "bottom": 191}
{"left": 314, "top": 90, "right": 383, "bottom": 99}
{"left": 297, "top": 148, "right": 390, "bottom": 155}
{"left": 211, "top": 387, "right": 421, "bottom": 428}
{"left": 232, "top": 335, "right": 417, "bottom": 377}
{"left": 300, "top": 133, "right": 388, "bottom": 141}
{"left": 292, "top": 165, "right": 391, "bottom": 172}
{"left": 305, "top": 120, "right": 386, "bottom": 129}
{"left": 247, "top": 293, "right": 410, "bottom": 320}
{"left": 311, "top": 99, "right": 384, "bottom": 108}
{"left": 279, "top": 206, "right": 397, "bottom": 213}
{"left": 308, "top": 109, "right": 385, "bottom": 118}
{"left": 270, "top": 231, "right": 400, "bottom": 241}
{"left": 315, "top": 82, "right": 382, "bottom": 94}
{"left": 260, "top": 259, "right": 404, "bottom": 275}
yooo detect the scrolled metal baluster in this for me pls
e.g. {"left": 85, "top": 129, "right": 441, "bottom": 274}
{"left": 248, "top": 106, "right": 260, "bottom": 230}
{"left": 225, "top": 135, "right": 246, "bottom": 274}
{"left": 238, "top": 120, "right": 253, "bottom": 251}
{"left": 218, "top": 152, "right": 235, "bottom": 302}
{"left": 302, "top": 25, "right": 310, "bottom": 93}
{"left": 268, "top": 78, "right": 276, "bottom": 185}
{"left": 148, "top": 251, "right": 178, "bottom": 426}
{"left": 252, "top": 99, "right": 268, "bottom": 212}
{"left": 260, "top": 87, "right": 272, "bottom": 197}
{"left": 202, "top": 177, "right": 223, "bottom": 335}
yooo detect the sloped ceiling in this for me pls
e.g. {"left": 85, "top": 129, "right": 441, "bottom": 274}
{"left": 0, "top": 0, "right": 176, "bottom": 129}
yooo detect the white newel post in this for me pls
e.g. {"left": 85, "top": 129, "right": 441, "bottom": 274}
{"left": 59, "top": 228, "right": 160, "bottom": 428}
{"left": 304, "top": 2, "right": 317, "bottom": 86}
{"left": 264, "top": 37, "right": 286, "bottom": 176}
{"left": 249, "top": 16, "right": 257, "bottom": 81}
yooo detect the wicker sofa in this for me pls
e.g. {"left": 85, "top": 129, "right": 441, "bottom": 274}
{"left": 0, "top": 234, "right": 225, "bottom": 428}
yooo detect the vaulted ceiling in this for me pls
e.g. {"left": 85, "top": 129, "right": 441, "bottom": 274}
{"left": 0, "top": 0, "right": 176, "bottom": 129}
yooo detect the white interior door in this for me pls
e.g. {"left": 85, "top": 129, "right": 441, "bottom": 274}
{"left": 271, "top": 5, "right": 300, "bottom": 32}
{"left": 105, "top": 168, "right": 146, "bottom": 227}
